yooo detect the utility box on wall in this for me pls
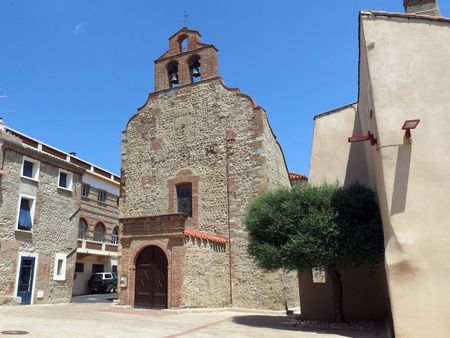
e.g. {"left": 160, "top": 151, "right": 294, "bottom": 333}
{"left": 120, "top": 275, "right": 127, "bottom": 288}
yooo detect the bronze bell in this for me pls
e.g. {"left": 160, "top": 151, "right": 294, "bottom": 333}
{"left": 192, "top": 67, "right": 200, "bottom": 78}
{"left": 169, "top": 72, "right": 178, "bottom": 84}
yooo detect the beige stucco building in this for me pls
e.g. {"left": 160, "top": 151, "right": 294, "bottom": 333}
{"left": 309, "top": 1, "right": 450, "bottom": 337}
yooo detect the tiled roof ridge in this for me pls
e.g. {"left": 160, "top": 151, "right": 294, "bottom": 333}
{"left": 4, "top": 126, "right": 120, "bottom": 183}
{"left": 289, "top": 172, "right": 308, "bottom": 181}
{"left": 184, "top": 227, "right": 228, "bottom": 245}
{"left": 361, "top": 10, "right": 450, "bottom": 24}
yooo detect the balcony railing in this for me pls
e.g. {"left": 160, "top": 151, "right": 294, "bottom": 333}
{"left": 77, "top": 231, "right": 119, "bottom": 254}
{"left": 78, "top": 231, "right": 118, "bottom": 245}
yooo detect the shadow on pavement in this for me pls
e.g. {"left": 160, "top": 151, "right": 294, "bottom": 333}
{"left": 71, "top": 293, "right": 118, "bottom": 304}
{"left": 231, "top": 315, "right": 385, "bottom": 338}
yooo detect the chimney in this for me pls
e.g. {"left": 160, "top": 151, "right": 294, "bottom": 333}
{"left": 0, "top": 117, "right": 5, "bottom": 131}
{"left": 404, "top": 0, "right": 440, "bottom": 16}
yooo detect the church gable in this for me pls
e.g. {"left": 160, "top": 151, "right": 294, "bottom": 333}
{"left": 119, "top": 27, "right": 299, "bottom": 311}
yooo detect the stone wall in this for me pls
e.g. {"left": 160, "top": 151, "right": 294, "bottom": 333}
{"left": 223, "top": 89, "right": 298, "bottom": 310}
{"left": 121, "top": 77, "right": 299, "bottom": 310}
{"left": 0, "top": 136, "right": 82, "bottom": 304}
{"left": 119, "top": 236, "right": 185, "bottom": 308}
{"left": 121, "top": 80, "right": 231, "bottom": 237}
{"left": 80, "top": 184, "right": 119, "bottom": 242}
{"left": 260, "top": 109, "right": 291, "bottom": 189}
{"left": 181, "top": 237, "right": 230, "bottom": 308}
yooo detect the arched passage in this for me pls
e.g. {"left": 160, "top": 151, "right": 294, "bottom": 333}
{"left": 134, "top": 245, "right": 168, "bottom": 308}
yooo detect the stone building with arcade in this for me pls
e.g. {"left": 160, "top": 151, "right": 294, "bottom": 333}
{"left": 0, "top": 120, "right": 120, "bottom": 305}
{"left": 118, "top": 28, "right": 299, "bottom": 310}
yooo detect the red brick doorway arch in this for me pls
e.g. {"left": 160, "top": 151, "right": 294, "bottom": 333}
{"left": 134, "top": 245, "right": 168, "bottom": 309}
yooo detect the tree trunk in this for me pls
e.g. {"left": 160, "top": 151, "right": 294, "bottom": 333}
{"left": 328, "top": 265, "right": 347, "bottom": 323}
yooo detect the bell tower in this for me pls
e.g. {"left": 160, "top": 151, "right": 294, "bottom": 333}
{"left": 154, "top": 28, "right": 219, "bottom": 92}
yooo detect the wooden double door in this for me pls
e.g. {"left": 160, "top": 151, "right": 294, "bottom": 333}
{"left": 134, "top": 246, "right": 168, "bottom": 309}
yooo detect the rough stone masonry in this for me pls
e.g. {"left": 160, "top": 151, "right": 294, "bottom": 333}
{"left": 119, "top": 28, "right": 299, "bottom": 310}
{"left": 0, "top": 131, "right": 82, "bottom": 305}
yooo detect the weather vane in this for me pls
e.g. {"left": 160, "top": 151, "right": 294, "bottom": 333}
{"left": 184, "top": 10, "right": 189, "bottom": 27}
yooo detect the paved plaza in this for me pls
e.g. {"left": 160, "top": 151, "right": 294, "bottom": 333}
{"left": 71, "top": 293, "right": 118, "bottom": 304}
{"left": 0, "top": 303, "right": 387, "bottom": 338}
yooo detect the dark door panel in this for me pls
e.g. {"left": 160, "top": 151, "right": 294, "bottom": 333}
{"left": 17, "top": 256, "right": 36, "bottom": 305}
{"left": 135, "top": 246, "right": 168, "bottom": 308}
{"left": 92, "top": 264, "right": 104, "bottom": 275}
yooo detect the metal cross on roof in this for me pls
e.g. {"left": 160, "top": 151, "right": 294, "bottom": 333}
{"left": 184, "top": 10, "right": 189, "bottom": 27}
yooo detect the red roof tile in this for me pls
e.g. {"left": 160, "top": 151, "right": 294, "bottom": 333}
{"left": 184, "top": 227, "right": 228, "bottom": 245}
{"left": 289, "top": 172, "right": 308, "bottom": 181}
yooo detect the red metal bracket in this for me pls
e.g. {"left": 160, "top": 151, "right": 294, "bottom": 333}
{"left": 348, "top": 131, "right": 377, "bottom": 145}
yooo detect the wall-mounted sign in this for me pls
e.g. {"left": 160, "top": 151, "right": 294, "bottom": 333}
{"left": 312, "top": 267, "right": 326, "bottom": 283}
{"left": 120, "top": 275, "right": 127, "bottom": 288}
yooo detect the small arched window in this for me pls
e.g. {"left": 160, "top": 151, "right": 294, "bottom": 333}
{"left": 78, "top": 218, "right": 88, "bottom": 239}
{"left": 93, "top": 223, "right": 106, "bottom": 242}
{"left": 167, "top": 61, "right": 179, "bottom": 88}
{"left": 188, "top": 55, "right": 201, "bottom": 83}
{"left": 112, "top": 226, "right": 119, "bottom": 245}
{"left": 178, "top": 35, "right": 189, "bottom": 52}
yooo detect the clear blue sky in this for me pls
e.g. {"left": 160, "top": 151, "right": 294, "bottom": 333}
{"left": 1, "top": 1, "right": 448, "bottom": 176}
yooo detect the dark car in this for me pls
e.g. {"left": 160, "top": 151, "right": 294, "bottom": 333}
{"left": 88, "top": 272, "right": 117, "bottom": 293}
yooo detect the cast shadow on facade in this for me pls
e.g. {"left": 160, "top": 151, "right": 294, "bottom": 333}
{"left": 186, "top": 237, "right": 226, "bottom": 252}
{"left": 390, "top": 144, "right": 411, "bottom": 216}
{"left": 300, "top": 108, "right": 391, "bottom": 322}
{"left": 344, "top": 109, "right": 370, "bottom": 188}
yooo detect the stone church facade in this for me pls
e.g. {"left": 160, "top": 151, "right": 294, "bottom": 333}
{"left": 119, "top": 28, "right": 299, "bottom": 310}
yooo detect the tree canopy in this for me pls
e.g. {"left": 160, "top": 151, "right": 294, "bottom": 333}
{"left": 245, "top": 182, "right": 384, "bottom": 322}
{"left": 244, "top": 183, "right": 384, "bottom": 272}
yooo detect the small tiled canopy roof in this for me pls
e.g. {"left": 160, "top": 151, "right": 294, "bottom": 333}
{"left": 289, "top": 172, "right": 308, "bottom": 182}
{"left": 184, "top": 227, "right": 228, "bottom": 245}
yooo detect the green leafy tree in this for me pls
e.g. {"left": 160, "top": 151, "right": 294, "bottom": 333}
{"left": 245, "top": 183, "right": 384, "bottom": 322}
